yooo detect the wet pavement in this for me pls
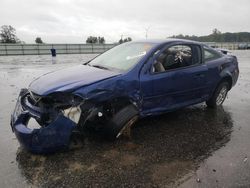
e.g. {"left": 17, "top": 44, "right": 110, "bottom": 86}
{"left": 0, "top": 51, "right": 250, "bottom": 187}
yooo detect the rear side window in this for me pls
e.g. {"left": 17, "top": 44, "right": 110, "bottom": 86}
{"left": 204, "top": 46, "right": 221, "bottom": 62}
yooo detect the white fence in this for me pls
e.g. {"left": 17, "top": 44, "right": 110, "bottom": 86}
{"left": 204, "top": 42, "right": 249, "bottom": 50}
{"left": 0, "top": 44, "right": 116, "bottom": 56}
{"left": 0, "top": 42, "right": 249, "bottom": 56}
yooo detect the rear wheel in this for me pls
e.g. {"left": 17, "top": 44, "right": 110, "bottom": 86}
{"left": 206, "top": 81, "right": 229, "bottom": 108}
{"left": 104, "top": 104, "right": 138, "bottom": 140}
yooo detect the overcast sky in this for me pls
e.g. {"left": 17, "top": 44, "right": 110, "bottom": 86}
{"left": 0, "top": 0, "right": 250, "bottom": 43}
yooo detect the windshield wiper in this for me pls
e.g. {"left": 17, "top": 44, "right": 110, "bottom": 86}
{"left": 91, "top": 64, "right": 110, "bottom": 70}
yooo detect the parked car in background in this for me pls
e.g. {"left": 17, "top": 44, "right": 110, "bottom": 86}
{"left": 238, "top": 43, "right": 250, "bottom": 50}
{"left": 11, "top": 39, "right": 239, "bottom": 153}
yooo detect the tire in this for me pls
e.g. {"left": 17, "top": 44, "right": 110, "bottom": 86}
{"left": 68, "top": 130, "right": 85, "bottom": 150}
{"left": 206, "top": 81, "right": 229, "bottom": 108}
{"left": 104, "top": 104, "right": 138, "bottom": 140}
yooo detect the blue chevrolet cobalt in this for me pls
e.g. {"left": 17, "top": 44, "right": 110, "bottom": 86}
{"left": 11, "top": 39, "right": 239, "bottom": 153}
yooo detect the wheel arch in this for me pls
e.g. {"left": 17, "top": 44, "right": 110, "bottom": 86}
{"left": 208, "top": 74, "right": 232, "bottom": 101}
{"left": 107, "top": 96, "right": 140, "bottom": 113}
{"left": 220, "top": 75, "right": 233, "bottom": 90}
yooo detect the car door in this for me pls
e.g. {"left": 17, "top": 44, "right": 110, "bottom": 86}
{"left": 140, "top": 43, "right": 209, "bottom": 115}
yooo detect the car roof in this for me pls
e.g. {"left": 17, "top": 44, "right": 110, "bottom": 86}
{"left": 131, "top": 38, "right": 203, "bottom": 45}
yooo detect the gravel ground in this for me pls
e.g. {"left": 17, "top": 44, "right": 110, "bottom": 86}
{"left": 0, "top": 51, "right": 250, "bottom": 187}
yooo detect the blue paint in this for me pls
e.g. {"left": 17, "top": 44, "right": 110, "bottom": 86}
{"left": 29, "top": 64, "right": 120, "bottom": 96}
{"left": 11, "top": 39, "right": 239, "bottom": 153}
{"left": 12, "top": 112, "right": 76, "bottom": 154}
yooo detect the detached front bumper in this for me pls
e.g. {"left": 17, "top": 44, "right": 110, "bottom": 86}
{"left": 10, "top": 89, "right": 77, "bottom": 154}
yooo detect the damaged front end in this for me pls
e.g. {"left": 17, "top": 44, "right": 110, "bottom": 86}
{"left": 10, "top": 88, "right": 85, "bottom": 153}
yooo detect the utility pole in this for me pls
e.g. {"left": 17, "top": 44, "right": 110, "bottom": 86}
{"left": 145, "top": 26, "right": 151, "bottom": 39}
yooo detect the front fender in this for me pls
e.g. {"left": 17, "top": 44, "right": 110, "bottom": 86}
{"left": 73, "top": 77, "right": 142, "bottom": 110}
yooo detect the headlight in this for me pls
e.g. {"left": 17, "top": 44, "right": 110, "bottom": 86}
{"left": 45, "top": 92, "right": 84, "bottom": 109}
{"left": 48, "top": 93, "right": 84, "bottom": 124}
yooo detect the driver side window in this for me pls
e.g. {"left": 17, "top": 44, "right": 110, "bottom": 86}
{"left": 153, "top": 44, "right": 201, "bottom": 73}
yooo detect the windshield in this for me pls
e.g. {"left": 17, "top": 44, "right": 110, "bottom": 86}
{"left": 88, "top": 42, "right": 154, "bottom": 72}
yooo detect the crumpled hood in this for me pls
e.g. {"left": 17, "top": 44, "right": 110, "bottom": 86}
{"left": 29, "top": 65, "right": 120, "bottom": 96}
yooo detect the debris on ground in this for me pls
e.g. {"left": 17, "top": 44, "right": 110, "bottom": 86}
{"left": 243, "top": 157, "right": 248, "bottom": 163}
{"left": 196, "top": 178, "right": 201, "bottom": 183}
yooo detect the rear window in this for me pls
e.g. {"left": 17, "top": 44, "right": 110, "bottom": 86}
{"left": 203, "top": 46, "right": 221, "bottom": 62}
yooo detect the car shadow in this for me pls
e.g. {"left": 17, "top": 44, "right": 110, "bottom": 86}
{"left": 16, "top": 104, "right": 233, "bottom": 187}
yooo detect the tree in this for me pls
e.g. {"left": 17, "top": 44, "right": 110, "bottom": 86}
{"left": 212, "top": 28, "right": 221, "bottom": 35}
{"left": 0, "top": 25, "right": 20, "bottom": 43}
{"left": 86, "top": 36, "right": 97, "bottom": 43}
{"left": 119, "top": 38, "right": 123, "bottom": 44}
{"left": 98, "top": 36, "right": 105, "bottom": 44}
{"left": 86, "top": 36, "right": 105, "bottom": 44}
{"left": 118, "top": 37, "right": 132, "bottom": 44}
{"left": 170, "top": 30, "right": 250, "bottom": 42}
{"left": 35, "top": 37, "right": 43, "bottom": 44}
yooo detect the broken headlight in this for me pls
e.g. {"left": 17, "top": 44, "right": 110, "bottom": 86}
{"left": 52, "top": 93, "right": 84, "bottom": 124}
{"left": 45, "top": 92, "right": 84, "bottom": 109}
{"left": 45, "top": 93, "right": 84, "bottom": 124}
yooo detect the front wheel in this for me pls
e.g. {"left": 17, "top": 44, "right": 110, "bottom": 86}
{"left": 104, "top": 104, "right": 138, "bottom": 140}
{"left": 206, "top": 81, "right": 229, "bottom": 108}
